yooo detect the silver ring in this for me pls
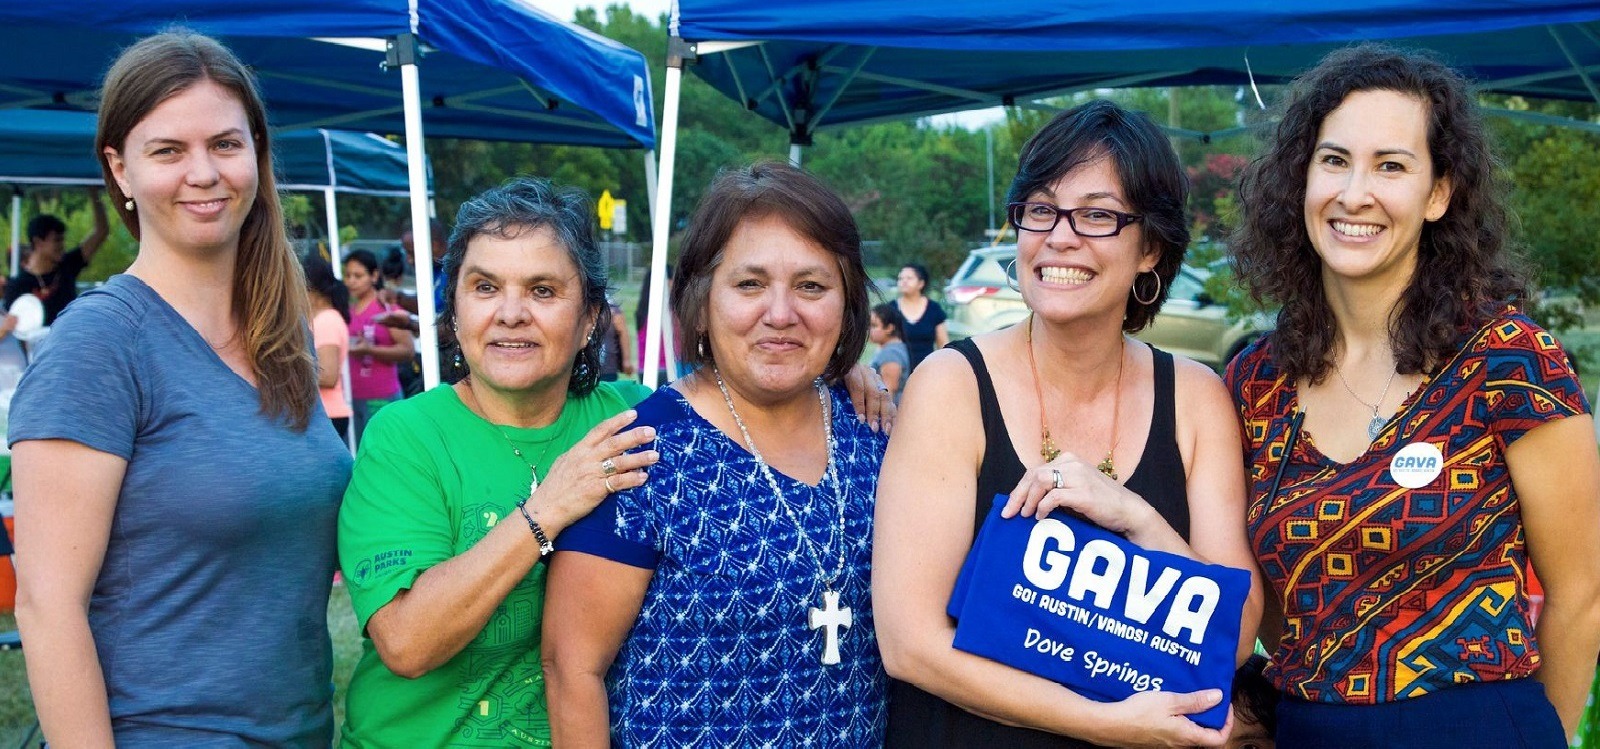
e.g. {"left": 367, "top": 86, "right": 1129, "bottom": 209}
{"left": 604, "top": 476, "right": 617, "bottom": 493}
{"left": 601, "top": 458, "right": 618, "bottom": 476}
{"left": 1051, "top": 469, "right": 1064, "bottom": 490}
{"left": 877, "top": 385, "right": 890, "bottom": 393}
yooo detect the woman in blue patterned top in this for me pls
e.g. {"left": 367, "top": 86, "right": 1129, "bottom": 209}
{"left": 544, "top": 162, "right": 887, "bottom": 746}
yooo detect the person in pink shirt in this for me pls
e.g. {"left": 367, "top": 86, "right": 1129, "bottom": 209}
{"left": 303, "top": 255, "right": 353, "bottom": 440}
{"left": 344, "top": 249, "right": 413, "bottom": 444}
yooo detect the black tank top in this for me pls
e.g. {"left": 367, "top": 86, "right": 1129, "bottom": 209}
{"left": 884, "top": 337, "right": 1190, "bottom": 749}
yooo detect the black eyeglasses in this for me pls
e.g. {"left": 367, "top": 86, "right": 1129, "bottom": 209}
{"left": 1007, "top": 202, "right": 1143, "bottom": 237}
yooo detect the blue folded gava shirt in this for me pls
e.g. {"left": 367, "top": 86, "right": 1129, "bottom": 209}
{"left": 948, "top": 495, "right": 1250, "bottom": 730}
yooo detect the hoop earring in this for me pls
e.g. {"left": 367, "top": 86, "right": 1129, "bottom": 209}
{"left": 1132, "top": 271, "right": 1162, "bottom": 306}
{"left": 1004, "top": 258, "right": 1022, "bottom": 292}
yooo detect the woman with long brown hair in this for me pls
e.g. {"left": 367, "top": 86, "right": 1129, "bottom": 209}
{"left": 8, "top": 30, "right": 351, "bottom": 746}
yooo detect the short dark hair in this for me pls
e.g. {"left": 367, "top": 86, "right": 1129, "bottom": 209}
{"left": 1232, "top": 654, "right": 1279, "bottom": 736}
{"left": 672, "top": 161, "right": 869, "bottom": 383}
{"left": 901, "top": 263, "right": 931, "bottom": 290}
{"left": 301, "top": 254, "right": 350, "bottom": 323}
{"left": 380, "top": 246, "right": 408, "bottom": 281}
{"left": 871, "top": 302, "right": 904, "bottom": 338}
{"left": 343, "top": 249, "right": 383, "bottom": 289}
{"left": 440, "top": 176, "right": 608, "bottom": 397}
{"left": 1008, "top": 99, "right": 1190, "bottom": 333}
{"left": 26, "top": 215, "right": 66, "bottom": 243}
{"left": 1233, "top": 44, "right": 1525, "bottom": 383}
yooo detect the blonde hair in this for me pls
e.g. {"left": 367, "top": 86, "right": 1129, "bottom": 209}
{"left": 97, "top": 29, "right": 316, "bottom": 430}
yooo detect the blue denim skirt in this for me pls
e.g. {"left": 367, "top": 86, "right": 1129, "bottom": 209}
{"left": 1276, "top": 678, "right": 1566, "bottom": 748}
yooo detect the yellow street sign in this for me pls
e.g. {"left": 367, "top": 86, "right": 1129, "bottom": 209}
{"left": 597, "top": 189, "right": 616, "bottom": 230}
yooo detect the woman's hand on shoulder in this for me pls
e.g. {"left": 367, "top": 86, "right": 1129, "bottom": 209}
{"left": 843, "top": 362, "right": 896, "bottom": 434}
{"left": 532, "top": 410, "right": 659, "bottom": 537}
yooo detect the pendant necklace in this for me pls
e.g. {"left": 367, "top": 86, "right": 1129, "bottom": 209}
{"left": 713, "top": 367, "right": 852, "bottom": 666}
{"left": 1333, "top": 362, "right": 1398, "bottom": 442}
{"left": 1026, "top": 313, "right": 1124, "bottom": 479}
{"left": 496, "top": 428, "right": 544, "bottom": 498}
{"left": 466, "top": 381, "right": 549, "bottom": 498}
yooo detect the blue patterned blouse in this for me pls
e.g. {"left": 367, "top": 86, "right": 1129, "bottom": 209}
{"left": 559, "top": 384, "right": 888, "bottom": 748}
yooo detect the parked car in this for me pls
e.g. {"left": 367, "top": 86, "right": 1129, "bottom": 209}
{"left": 943, "top": 245, "right": 1272, "bottom": 370}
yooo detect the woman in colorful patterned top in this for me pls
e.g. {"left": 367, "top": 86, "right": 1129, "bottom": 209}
{"left": 543, "top": 162, "right": 888, "bottom": 746}
{"left": 1227, "top": 44, "right": 1600, "bottom": 747}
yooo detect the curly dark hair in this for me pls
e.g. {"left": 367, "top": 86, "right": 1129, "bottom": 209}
{"left": 1008, "top": 99, "right": 1190, "bottom": 334}
{"left": 1233, "top": 44, "right": 1526, "bottom": 383}
{"left": 1232, "top": 654, "right": 1279, "bottom": 736}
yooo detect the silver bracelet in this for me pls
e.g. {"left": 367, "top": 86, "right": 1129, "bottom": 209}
{"left": 516, "top": 499, "right": 554, "bottom": 556}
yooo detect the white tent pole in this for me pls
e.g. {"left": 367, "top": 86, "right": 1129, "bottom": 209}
{"left": 320, "top": 129, "right": 343, "bottom": 276}
{"left": 643, "top": 149, "right": 658, "bottom": 238}
{"left": 9, "top": 191, "right": 20, "bottom": 275}
{"left": 645, "top": 41, "right": 689, "bottom": 390}
{"left": 324, "top": 187, "right": 343, "bottom": 274}
{"left": 395, "top": 33, "right": 441, "bottom": 391}
{"left": 788, "top": 142, "right": 803, "bottom": 168}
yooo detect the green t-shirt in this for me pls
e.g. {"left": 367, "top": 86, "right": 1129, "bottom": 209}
{"left": 338, "top": 380, "right": 651, "bottom": 748}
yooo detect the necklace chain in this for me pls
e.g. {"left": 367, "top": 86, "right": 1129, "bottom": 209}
{"left": 1333, "top": 359, "right": 1398, "bottom": 441}
{"left": 712, "top": 368, "right": 848, "bottom": 588}
{"left": 1026, "top": 313, "right": 1124, "bottom": 479}
{"left": 462, "top": 380, "right": 547, "bottom": 497}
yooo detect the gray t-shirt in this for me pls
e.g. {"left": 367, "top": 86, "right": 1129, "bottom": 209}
{"left": 871, "top": 340, "right": 911, "bottom": 404}
{"left": 8, "top": 274, "right": 351, "bottom": 747}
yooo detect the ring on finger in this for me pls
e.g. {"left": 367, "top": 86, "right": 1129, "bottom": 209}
{"left": 601, "top": 457, "right": 618, "bottom": 476}
{"left": 604, "top": 476, "right": 617, "bottom": 493}
{"left": 1051, "top": 468, "right": 1065, "bottom": 489}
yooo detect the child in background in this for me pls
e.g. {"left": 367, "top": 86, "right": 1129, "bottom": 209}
{"left": 869, "top": 302, "right": 910, "bottom": 403}
{"left": 1228, "top": 654, "right": 1278, "bottom": 749}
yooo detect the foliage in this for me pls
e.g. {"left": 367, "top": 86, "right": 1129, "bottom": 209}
{"left": 4, "top": 8, "right": 1596, "bottom": 310}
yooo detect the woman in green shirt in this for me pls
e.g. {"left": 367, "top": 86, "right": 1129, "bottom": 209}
{"left": 336, "top": 177, "right": 660, "bottom": 748}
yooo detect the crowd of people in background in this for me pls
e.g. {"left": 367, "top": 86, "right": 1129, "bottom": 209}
{"left": 4, "top": 26, "right": 1598, "bottom": 749}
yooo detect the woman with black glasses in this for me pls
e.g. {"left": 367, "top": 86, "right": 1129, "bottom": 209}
{"left": 872, "top": 99, "right": 1261, "bottom": 748}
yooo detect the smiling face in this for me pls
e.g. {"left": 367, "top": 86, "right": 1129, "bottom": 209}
{"left": 104, "top": 79, "right": 258, "bottom": 258}
{"left": 705, "top": 213, "right": 846, "bottom": 405}
{"left": 1015, "top": 155, "right": 1156, "bottom": 325}
{"left": 1304, "top": 89, "right": 1453, "bottom": 288}
{"left": 454, "top": 225, "right": 597, "bottom": 398}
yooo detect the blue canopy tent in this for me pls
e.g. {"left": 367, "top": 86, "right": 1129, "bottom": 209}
{"left": 0, "top": 0, "right": 657, "bottom": 387}
{"left": 634, "top": 0, "right": 1600, "bottom": 387}
{"left": 0, "top": 109, "right": 423, "bottom": 272}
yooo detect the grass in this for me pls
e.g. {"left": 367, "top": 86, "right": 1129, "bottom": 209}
{"left": 0, "top": 582, "right": 366, "bottom": 746}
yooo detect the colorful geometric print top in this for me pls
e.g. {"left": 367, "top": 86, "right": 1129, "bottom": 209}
{"left": 1224, "top": 311, "right": 1588, "bottom": 703}
{"left": 558, "top": 384, "right": 889, "bottom": 748}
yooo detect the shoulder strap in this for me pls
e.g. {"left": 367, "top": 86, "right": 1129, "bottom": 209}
{"left": 949, "top": 338, "right": 1008, "bottom": 452}
{"left": 1148, "top": 345, "right": 1176, "bottom": 448}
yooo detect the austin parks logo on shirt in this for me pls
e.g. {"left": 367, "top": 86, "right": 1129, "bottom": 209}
{"left": 948, "top": 496, "right": 1250, "bottom": 730}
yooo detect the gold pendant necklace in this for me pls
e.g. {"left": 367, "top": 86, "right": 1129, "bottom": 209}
{"left": 1025, "top": 313, "right": 1124, "bottom": 479}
